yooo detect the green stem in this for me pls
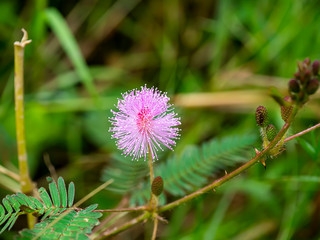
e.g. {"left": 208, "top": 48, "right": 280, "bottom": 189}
{"left": 148, "top": 145, "right": 154, "bottom": 184}
{"left": 148, "top": 145, "right": 157, "bottom": 209}
{"left": 14, "top": 28, "right": 35, "bottom": 228}
{"left": 14, "top": 29, "right": 33, "bottom": 193}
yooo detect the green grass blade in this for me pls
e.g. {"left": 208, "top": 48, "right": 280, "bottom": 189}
{"left": 45, "top": 8, "right": 98, "bottom": 99}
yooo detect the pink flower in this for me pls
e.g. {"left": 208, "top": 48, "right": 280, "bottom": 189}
{"left": 109, "top": 86, "right": 181, "bottom": 161}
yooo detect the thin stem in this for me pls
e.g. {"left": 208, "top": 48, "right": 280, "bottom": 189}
{"left": 14, "top": 29, "right": 35, "bottom": 229}
{"left": 148, "top": 144, "right": 157, "bottom": 209}
{"left": 74, "top": 179, "right": 113, "bottom": 207}
{"left": 94, "top": 206, "right": 147, "bottom": 213}
{"left": 14, "top": 29, "right": 33, "bottom": 194}
{"left": 284, "top": 123, "right": 320, "bottom": 143}
{"left": 99, "top": 212, "right": 149, "bottom": 239}
{"left": 0, "top": 165, "right": 20, "bottom": 182}
{"left": 148, "top": 145, "right": 154, "bottom": 184}
{"left": 151, "top": 217, "right": 159, "bottom": 240}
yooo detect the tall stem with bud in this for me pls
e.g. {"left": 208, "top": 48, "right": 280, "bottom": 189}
{"left": 14, "top": 29, "right": 35, "bottom": 228}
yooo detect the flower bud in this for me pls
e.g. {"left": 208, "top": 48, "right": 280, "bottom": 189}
{"left": 303, "top": 58, "right": 311, "bottom": 65}
{"left": 300, "top": 69, "right": 311, "bottom": 85}
{"left": 281, "top": 105, "right": 293, "bottom": 122}
{"left": 255, "top": 106, "right": 268, "bottom": 127}
{"left": 266, "top": 124, "right": 277, "bottom": 141}
{"left": 151, "top": 176, "right": 164, "bottom": 196}
{"left": 288, "top": 79, "right": 300, "bottom": 93}
{"left": 312, "top": 60, "right": 319, "bottom": 75}
{"left": 306, "top": 79, "right": 319, "bottom": 95}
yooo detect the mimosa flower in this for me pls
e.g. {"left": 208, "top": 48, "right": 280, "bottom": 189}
{"left": 109, "top": 86, "right": 181, "bottom": 161}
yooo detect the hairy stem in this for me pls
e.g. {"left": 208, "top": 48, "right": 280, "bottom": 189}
{"left": 284, "top": 122, "right": 320, "bottom": 143}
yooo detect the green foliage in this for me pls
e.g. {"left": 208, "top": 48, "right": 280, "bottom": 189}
{"left": 18, "top": 204, "right": 101, "bottom": 240}
{"left": 101, "top": 154, "right": 148, "bottom": 194}
{"left": 0, "top": 177, "right": 101, "bottom": 239}
{"left": 0, "top": 1, "right": 320, "bottom": 239}
{"left": 102, "top": 134, "right": 256, "bottom": 205}
{"left": 45, "top": 7, "right": 98, "bottom": 98}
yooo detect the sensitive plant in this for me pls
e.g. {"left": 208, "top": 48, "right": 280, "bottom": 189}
{"left": 0, "top": 30, "right": 320, "bottom": 240}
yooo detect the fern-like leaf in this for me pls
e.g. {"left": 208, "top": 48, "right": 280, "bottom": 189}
{"left": 103, "top": 134, "right": 256, "bottom": 206}
{"left": 101, "top": 154, "right": 148, "bottom": 194}
{"left": 157, "top": 134, "right": 257, "bottom": 196}
{"left": 17, "top": 204, "right": 101, "bottom": 240}
{"left": 0, "top": 177, "right": 75, "bottom": 234}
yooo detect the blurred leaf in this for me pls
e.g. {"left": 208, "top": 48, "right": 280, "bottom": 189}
{"left": 297, "top": 137, "right": 317, "bottom": 160}
{"left": 45, "top": 8, "right": 98, "bottom": 98}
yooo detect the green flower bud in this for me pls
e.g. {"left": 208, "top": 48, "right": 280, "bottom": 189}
{"left": 255, "top": 106, "right": 268, "bottom": 127}
{"left": 266, "top": 124, "right": 277, "bottom": 141}
{"left": 288, "top": 79, "right": 300, "bottom": 93}
{"left": 306, "top": 78, "right": 319, "bottom": 95}
{"left": 281, "top": 105, "right": 293, "bottom": 122}
{"left": 151, "top": 176, "right": 164, "bottom": 196}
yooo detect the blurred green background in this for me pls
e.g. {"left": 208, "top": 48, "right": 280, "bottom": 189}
{"left": 0, "top": 0, "right": 320, "bottom": 239}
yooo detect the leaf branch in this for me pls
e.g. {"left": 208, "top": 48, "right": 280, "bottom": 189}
{"left": 94, "top": 105, "right": 320, "bottom": 238}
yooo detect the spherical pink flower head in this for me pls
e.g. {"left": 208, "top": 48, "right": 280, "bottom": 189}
{"left": 109, "top": 86, "right": 181, "bottom": 161}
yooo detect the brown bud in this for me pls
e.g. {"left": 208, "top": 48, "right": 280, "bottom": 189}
{"left": 306, "top": 79, "right": 319, "bottom": 95}
{"left": 312, "top": 60, "right": 319, "bottom": 75}
{"left": 288, "top": 79, "right": 300, "bottom": 93}
{"left": 151, "top": 176, "right": 164, "bottom": 196}
{"left": 303, "top": 58, "right": 311, "bottom": 65}
{"left": 266, "top": 124, "right": 277, "bottom": 141}
{"left": 281, "top": 105, "right": 293, "bottom": 122}
{"left": 300, "top": 69, "right": 311, "bottom": 85}
{"left": 294, "top": 72, "right": 300, "bottom": 79}
{"left": 255, "top": 106, "right": 268, "bottom": 127}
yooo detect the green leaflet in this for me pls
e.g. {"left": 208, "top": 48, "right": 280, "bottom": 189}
{"left": 18, "top": 206, "right": 102, "bottom": 240}
{"left": 0, "top": 177, "right": 79, "bottom": 234}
